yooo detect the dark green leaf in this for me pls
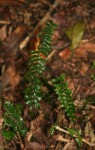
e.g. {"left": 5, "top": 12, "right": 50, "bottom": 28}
{"left": 2, "top": 130, "right": 15, "bottom": 140}
{"left": 3, "top": 101, "right": 27, "bottom": 137}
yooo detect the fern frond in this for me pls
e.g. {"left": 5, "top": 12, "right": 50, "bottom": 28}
{"left": 52, "top": 74, "right": 76, "bottom": 122}
{"left": 24, "top": 20, "right": 57, "bottom": 109}
{"left": 3, "top": 101, "right": 28, "bottom": 138}
{"left": 38, "top": 20, "right": 57, "bottom": 56}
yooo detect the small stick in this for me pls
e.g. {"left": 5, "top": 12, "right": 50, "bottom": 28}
{"left": 20, "top": 0, "right": 61, "bottom": 50}
{"left": 56, "top": 134, "right": 70, "bottom": 143}
{"left": 17, "top": 132, "right": 24, "bottom": 149}
{"left": 55, "top": 125, "right": 95, "bottom": 147}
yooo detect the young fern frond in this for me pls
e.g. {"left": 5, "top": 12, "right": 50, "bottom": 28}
{"left": 52, "top": 74, "right": 76, "bottom": 122}
{"left": 24, "top": 20, "right": 57, "bottom": 109}
{"left": 38, "top": 20, "right": 57, "bottom": 56}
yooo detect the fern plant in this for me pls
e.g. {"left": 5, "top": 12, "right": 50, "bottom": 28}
{"left": 52, "top": 74, "right": 75, "bottom": 122}
{"left": 2, "top": 20, "right": 76, "bottom": 141}
{"left": 24, "top": 20, "right": 75, "bottom": 121}
{"left": 2, "top": 101, "right": 28, "bottom": 139}
{"left": 24, "top": 20, "right": 57, "bottom": 109}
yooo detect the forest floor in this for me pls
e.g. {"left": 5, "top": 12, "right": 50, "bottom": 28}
{"left": 0, "top": 0, "right": 95, "bottom": 150}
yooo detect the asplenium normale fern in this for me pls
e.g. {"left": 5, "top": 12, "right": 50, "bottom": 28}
{"left": 24, "top": 20, "right": 57, "bottom": 109}
{"left": 24, "top": 20, "right": 75, "bottom": 122}
{"left": 52, "top": 74, "right": 76, "bottom": 122}
{"left": 2, "top": 101, "right": 28, "bottom": 139}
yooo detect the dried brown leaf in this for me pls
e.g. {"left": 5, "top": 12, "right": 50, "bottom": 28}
{"left": 26, "top": 142, "right": 46, "bottom": 150}
{"left": 0, "top": 65, "right": 21, "bottom": 91}
{"left": 0, "top": 25, "right": 26, "bottom": 61}
{"left": 59, "top": 49, "right": 72, "bottom": 60}
{"left": 0, "top": 25, "right": 7, "bottom": 41}
{"left": 80, "top": 63, "right": 88, "bottom": 76}
{"left": 0, "top": 0, "right": 23, "bottom": 6}
{"left": 75, "top": 42, "right": 95, "bottom": 57}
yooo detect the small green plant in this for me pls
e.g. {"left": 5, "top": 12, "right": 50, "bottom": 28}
{"left": 67, "top": 128, "right": 82, "bottom": 148}
{"left": 24, "top": 20, "right": 57, "bottom": 109}
{"left": 50, "top": 125, "right": 82, "bottom": 147}
{"left": 50, "top": 124, "right": 56, "bottom": 135}
{"left": 90, "top": 74, "right": 95, "bottom": 80}
{"left": 52, "top": 74, "right": 75, "bottom": 122}
{"left": 91, "top": 61, "right": 95, "bottom": 69}
{"left": 2, "top": 20, "right": 76, "bottom": 142}
{"left": 90, "top": 61, "right": 95, "bottom": 80}
{"left": 2, "top": 101, "right": 28, "bottom": 139}
{"left": 24, "top": 20, "right": 75, "bottom": 120}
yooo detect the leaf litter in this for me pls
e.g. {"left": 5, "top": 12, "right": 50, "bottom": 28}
{"left": 0, "top": 0, "right": 95, "bottom": 150}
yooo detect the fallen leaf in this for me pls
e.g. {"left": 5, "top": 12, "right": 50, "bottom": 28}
{"left": 67, "top": 78, "right": 75, "bottom": 92}
{"left": 80, "top": 62, "right": 88, "bottom": 76}
{"left": 0, "top": 25, "right": 7, "bottom": 41}
{"left": 26, "top": 142, "right": 46, "bottom": 150}
{"left": 65, "top": 22, "right": 85, "bottom": 50}
{"left": 81, "top": 42, "right": 95, "bottom": 53}
{"left": 75, "top": 41, "right": 95, "bottom": 58}
{"left": 0, "top": 0, "right": 23, "bottom": 6}
{"left": 0, "top": 65, "right": 21, "bottom": 91}
{"left": 59, "top": 48, "right": 72, "bottom": 60}
{"left": 75, "top": 46, "right": 87, "bottom": 58}
{"left": 0, "top": 25, "right": 26, "bottom": 61}
{"left": 89, "top": 110, "right": 95, "bottom": 126}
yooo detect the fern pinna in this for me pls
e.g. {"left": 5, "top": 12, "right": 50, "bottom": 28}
{"left": 24, "top": 20, "right": 57, "bottom": 109}
{"left": 52, "top": 74, "right": 76, "bottom": 122}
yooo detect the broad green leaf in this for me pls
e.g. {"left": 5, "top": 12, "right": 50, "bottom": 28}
{"left": 2, "top": 130, "right": 15, "bottom": 140}
{"left": 65, "top": 26, "right": 74, "bottom": 41}
{"left": 65, "top": 22, "right": 85, "bottom": 50}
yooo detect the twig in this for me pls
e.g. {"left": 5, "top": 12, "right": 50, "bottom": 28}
{"left": 39, "top": 0, "right": 52, "bottom": 7}
{"left": 20, "top": 0, "right": 61, "bottom": 50}
{"left": 17, "top": 132, "right": 24, "bottom": 149}
{"left": 62, "top": 140, "right": 75, "bottom": 150}
{"left": 81, "top": 36, "right": 95, "bottom": 44}
{"left": 35, "top": 0, "right": 61, "bottom": 28}
{"left": 47, "top": 42, "right": 70, "bottom": 61}
{"left": 56, "top": 134, "right": 70, "bottom": 143}
{"left": 0, "top": 20, "right": 10, "bottom": 25}
{"left": 55, "top": 125, "right": 95, "bottom": 147}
